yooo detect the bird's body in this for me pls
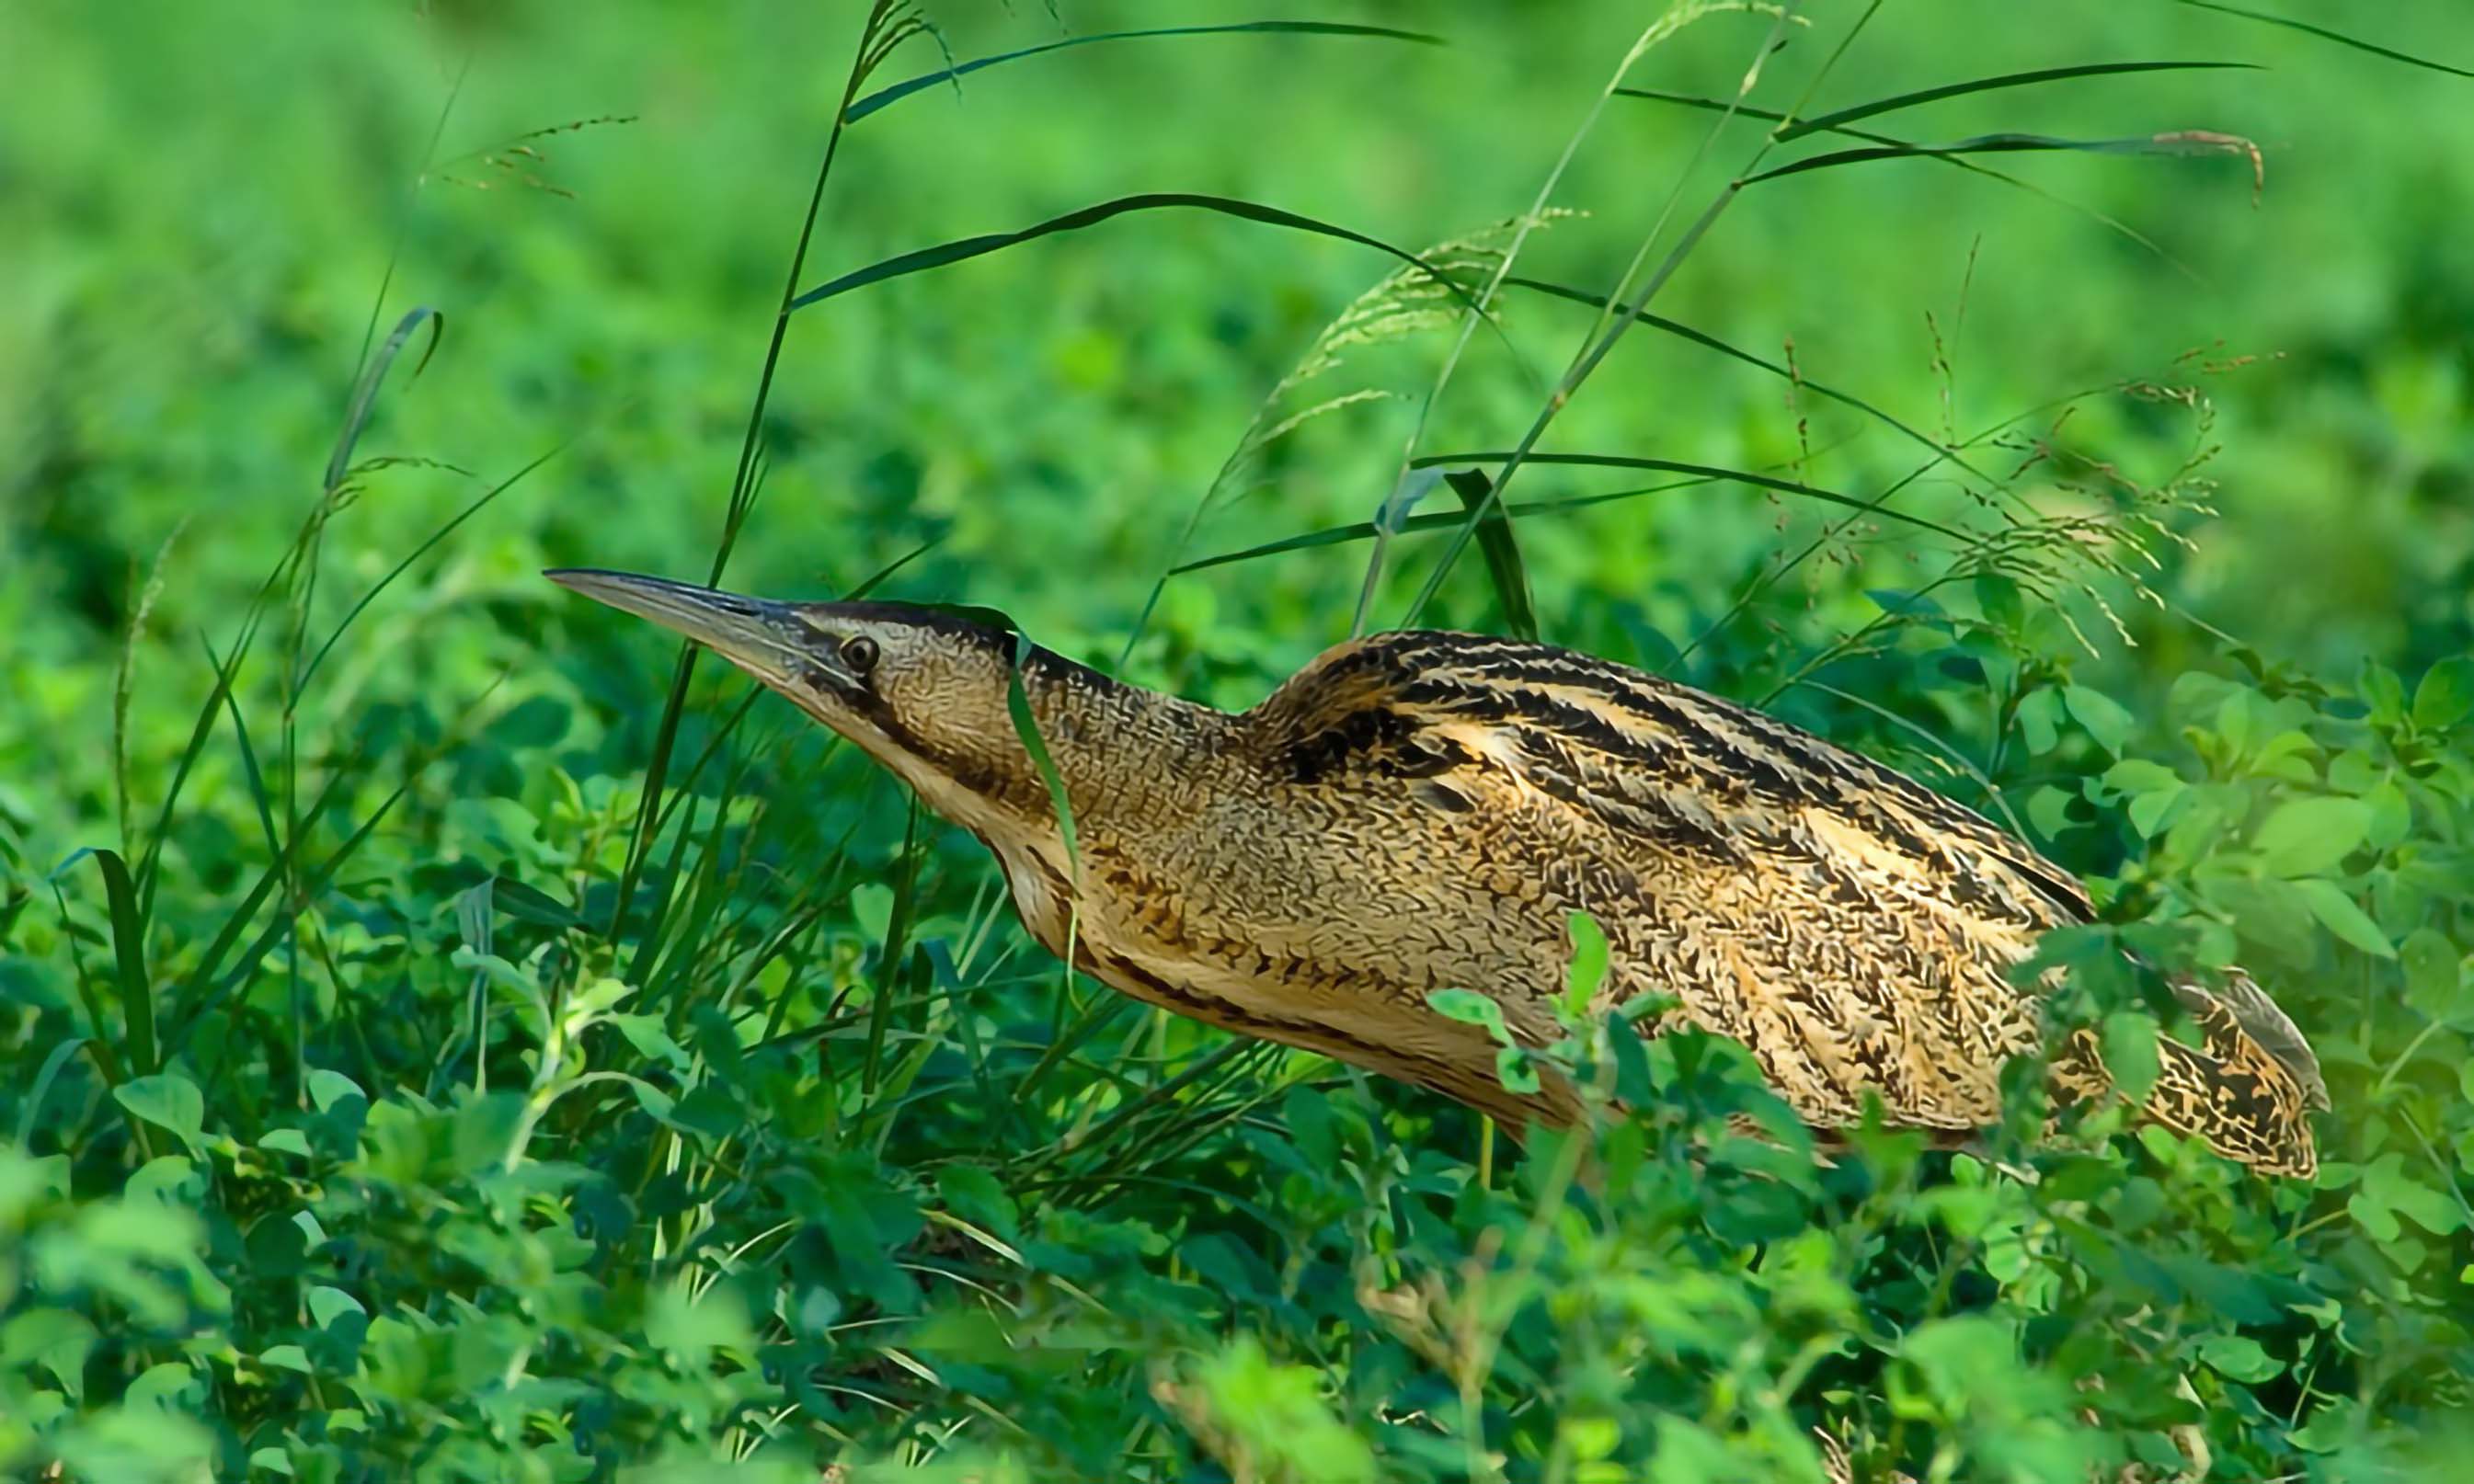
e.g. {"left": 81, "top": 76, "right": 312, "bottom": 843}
{"left": 550, "top": 570, "right": 2326, "bottom": 1176}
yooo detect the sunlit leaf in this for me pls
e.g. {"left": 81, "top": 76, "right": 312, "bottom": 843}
{"left": 2296, "top": 879, "right": 2395, "bottom": 958}
{"left": 113, "top": 1073, "right": 204, "bottom": 1151}
{"left": 2251, "top": 797, "right": 2371, "bottom": 877}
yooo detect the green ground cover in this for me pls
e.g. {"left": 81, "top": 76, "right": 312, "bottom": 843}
{"left": 4, "top": 1, "right": 2471, "bottom": 1478}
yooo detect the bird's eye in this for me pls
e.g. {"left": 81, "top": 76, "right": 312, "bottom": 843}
{"left": 839, "top": 635, "right": 880, "bottom": 677}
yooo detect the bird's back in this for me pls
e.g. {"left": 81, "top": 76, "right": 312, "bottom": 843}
{"left": 1209, "top": 629, "right": 2323, "bottom": 1175}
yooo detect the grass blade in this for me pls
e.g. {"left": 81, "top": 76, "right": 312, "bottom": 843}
{"left": 1499, "top": 275, "right": 1981, "bottom": 480}
{"left": 788, "top": 193, "right": 1496, "bottom": 326}
{"left": 79, "top": 849, "right": 155, "bottom": 1077}
{"left": 1369, "top": 2, "right": 1798, "bottom": 642}
{"left": 1746, "top": 131, "right": 2264, "bottom": 192}
{"left": 200, "top": 636, "right": 282, "bottom": 860}
{"left": 1618, "top": 86, "right": 2200, "bottom": 271}
{"left": 842, "top": 536, "right": 944, "bottom": 601}
{"left": 845, "top": 22, "right": 1442, "bottom": 124}
{"left": 134, "top": 615, "right": 262, "bottom": 919}
{"left": 324, "top": 307, "right": 442, "bottom": 496}
{"left": 618, "top": 0, "right": 913, "bottom": 948}
{"left": 1413, "top": 451, "right": 1973, "bottom": 542}
{"left": 2172, "top": 0, "right": 2474, "bottom": 80}
{"left": 158, "top": 660, "right": 513, "bottom": 1054}
{"left": 1171, "top": 477, "right": 1719, "bottom": 576}
{"left": 1399, "top": 3, "right": 1817, "bottom": 630}
{"left": 1004, "top": 630, "right": 1080, "bottom": 880}
{"left": 862, "top": 800, "right": 923, "bottom": 1099}
{"left": 14, "top": 1035, "right": 90, "bottom": 1147}
{"left": 1793, "top": 679, "right": 2032, "bottom": 840}
{"left": 298, "top": 441, "right": 566, "bottom": 691}
{"left": 1777, "top": 62, "right": 2257, "bottom": 142}
{"left": 1444, "top": 470, "right": 1539, "bottom": 641}
{"left": 180, "top": 781, "right": 410, "bottom": 1041}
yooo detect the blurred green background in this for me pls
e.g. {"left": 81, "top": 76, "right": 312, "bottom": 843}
{"left": 6, "top": 2, "right": 2473, "bottom": 1478}
{"left": 8, "top": 1, "right": 2469, "bottom": 725}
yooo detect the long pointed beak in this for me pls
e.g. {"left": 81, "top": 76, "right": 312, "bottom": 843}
{"left": 545, "top": 567, "right": 815, "bottom": 688}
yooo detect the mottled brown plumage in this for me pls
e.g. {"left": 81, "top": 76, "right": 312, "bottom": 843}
{"left": 549, "top": 569, "right": 2325, "bottom": 1177}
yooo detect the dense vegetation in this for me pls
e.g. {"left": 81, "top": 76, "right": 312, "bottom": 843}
{"left": 6, "top": 2, "right": 2471, "bottom": 1478}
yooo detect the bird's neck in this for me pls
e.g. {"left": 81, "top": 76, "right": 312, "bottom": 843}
{"left": 880, "top": 658, "right": 1222, "bottom": 958}
{"left": 872, "top": 654, "right": 1233, "bottom": 866}
{"left": 1018, "top": 656, "right": 1236, "bottom": 830}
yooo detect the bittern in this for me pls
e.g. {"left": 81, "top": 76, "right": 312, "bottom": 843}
{"left": 549, "top": 569, "right": 2326, "bottom": 1177}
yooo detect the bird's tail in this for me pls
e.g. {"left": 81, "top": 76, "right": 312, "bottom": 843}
{"left": 2051, "top": 967, "right": 2326, "bottom": 1179}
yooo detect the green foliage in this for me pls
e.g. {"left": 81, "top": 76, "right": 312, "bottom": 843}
{"left": 6, "top": 1, "right": 2473, "bottom": 1479}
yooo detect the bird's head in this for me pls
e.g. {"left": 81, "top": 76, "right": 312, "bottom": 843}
{"left": 546, "top": 567, "right": 1056, "bottom": 827}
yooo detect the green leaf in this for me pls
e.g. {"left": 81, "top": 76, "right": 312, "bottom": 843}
{"left": 1413, "top": 451, "right": 1969, "bottom": 541}
{"left": 114, "top": 1073, "right": 204, "bottom": 1150}
{"left": 1427, "top": 988, "right": 1506, "bottom": 1033}
{"left": 2027, "top": 784, "right": 2079, "bottom": 839}
{"left": 2351, "top": 1153, "right": 2466, "bottom": 1243}
{"left": 2358, "top": 661, "right": 2407, "bottom": 727}
{"left": 2172, "top": 0, "right": 2474, "bottom": 80}
{"left": 2196, "top": 1334, "right": 2284, "bottom": 1383}
{"left": 1495, "top": 1045, "right": 1541, "bottom": 1095}
{"left": 2326, "top": 748, "right": 2381, "bottom": 793}
{"left": 670, "top": 1086, "right": 742, "bottom": 1141}
{"left": 2412, "top": 656, "right": 2474, "bottom": 732}
{"left": 2017, "top": 688, "right": 2064, "bottom": 757}
{"left": 1173, "top": 478, "right": 1717, "bottom": 576}
{"left": 2102, "top": 1011, "right": 2161, "bottom": 1105}
{"left": 126, "top": 1361, "right": 201, "bottom": 1411}
{"left": 2294, "top": 880, "right": 2395, "bottom": 958}
{"left": 15, "top": 1035, "right": 89, "bottom": 1149}
{"left": 565, "top": 976, "right": 632, "bottom": 1022}
{"left": 2365, "top": 781, "right": 2412, "bottom": 850}
{"left": 2064, "top": 685, "right": 2136, "bottom": 756}
{"left": 646, "top": 1276, "right": 753, "bottom": 1367}
{"left": 306, "top": 1069, "right": 365, "bottom": 1113}
{"left": 1901, "top": 1315, "right": 2017, "bottom": 1406}
{"left": 307, "top": 1286, "right": 365, "bottom": 1330}
{"left": 2128, "top": 785, "right": 2186, "bottom": 839}
{"left": 850, "top": 883, "right": 895, "bottom": 944}
{"left": 1776, "top": 61, "right": 2260, "bottom": 142}
{"left": 1443, "top": 468, "right": 1537, "bottom": 642}
{"left": 792, "top": 194, "right": 1494, "bottom": 329}
{"left": 935, "top": 1165, "right": 1022, "bottom": 1245}
{"left": 1747, "top": 130, "right": 2266, "bottom": 188}
{"left": 2, "top": 1309, "right": 98, "bottom": 1398}
{"left": 2102, "top": 759, "right": 2182, "bottom": 795}
{"left": 63, "top": 847, "right": 156, "bottom": 1077}
{"left": 627, "top": 1079, "right": 675, "bottom": 1124}
{"left": 2401, "top": 929, "right": 2466, "bottom": 1023}
{"left": 2203, "top": 877, "right": 2319, "bottom": 965}
{"left": 322, "top": 306, "right": 441, "bottom": 497}
{"left": 2251, "top": 796, "right": 2370, "bottom": 877}
{"left": 1286, "top": 1087, "right": 1338, "bottom": 1171}
{"left": 1564, "top": 910, "right": 1610, "bottom": 1018}
{"left": 610, "top": 1012, "right": 690, "bottom": 1071}
{"left": 450, "top": 947, "right": 538, "bottom": 1000}
{"left": 1003, "top": 630, "right": 1082, "bottom": 882}
{"left": 487, "top": 875, "right": 583, "bottom": 929}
